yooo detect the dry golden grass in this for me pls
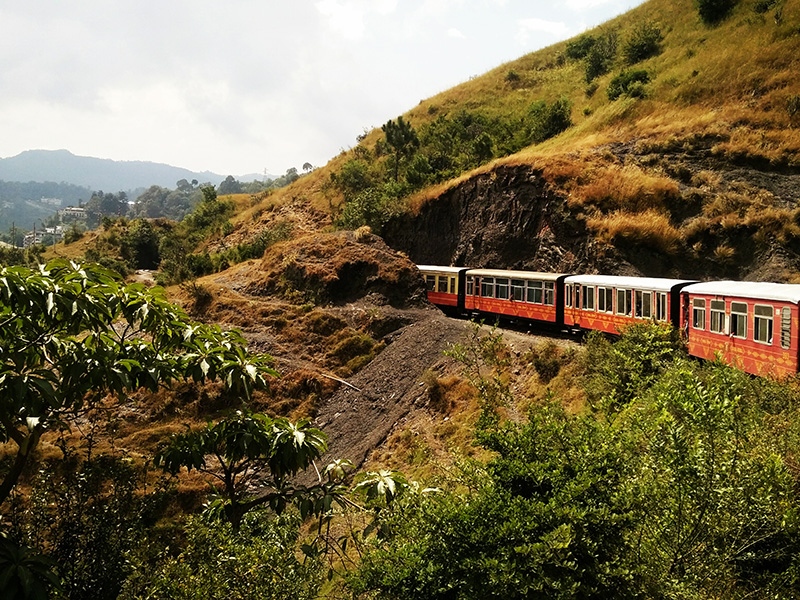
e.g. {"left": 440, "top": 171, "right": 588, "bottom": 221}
{"left": 586, "top": 209, "right": 682, "bottom": 253}
{"left": 570, "top": 164, "right": 681, "bottom": 212}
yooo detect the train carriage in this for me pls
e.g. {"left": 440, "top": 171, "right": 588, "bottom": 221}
{"left": 564, "top": 274, "right": 696, "bottom": 333}
{"left": 681, "top": 281, "right": 800, "bottom": 378}
{"left": 463, "top": 269, "right": 568, "bottom": 325}
{"left": 417, "top": 265, "right": 467, "bottom": 312}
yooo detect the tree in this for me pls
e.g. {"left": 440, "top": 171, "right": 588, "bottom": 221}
{"left": 120, "top": 218, "right": 161, "bottom": 270}
{"left": 584, "top": 30, "right": 618, "bottom": 83}
{"left": 218, "top": 175, "right": 242, "bottom": 195}
{"left": 154, "top": 411, "right": 349, "bottom": 531}
{"left": 382, "top": 116, "right": 419, "bottom": 182}
{"left": 83, "top": 191, "right": 128, "bottom": 226}
{"left": 0, "top": 259, "right": 277, "bottom": 507}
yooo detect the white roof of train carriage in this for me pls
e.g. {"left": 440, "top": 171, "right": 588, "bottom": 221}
{"left": 466, "top": 269, "right": 566, "bottom": 281}
{"left": 564, "top": 274, "right": 696, "bottom": 293}
{"left": 682, "top": 280, "right": 800, "bottom": 304}
{"left": 417, "top": 265, "right": 468, "bottom": 274}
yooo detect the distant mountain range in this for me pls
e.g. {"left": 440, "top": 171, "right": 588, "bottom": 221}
{"left": 0, "top": 149, "right": 265, "bottom": 192}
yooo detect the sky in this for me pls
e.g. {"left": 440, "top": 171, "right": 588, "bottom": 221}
{"left": 0, "top": 0, "right": 644, "bottom": 179}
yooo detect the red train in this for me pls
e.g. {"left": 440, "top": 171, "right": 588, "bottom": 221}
{"left": 418, "top": 265, "right": 800, "bottom": 378}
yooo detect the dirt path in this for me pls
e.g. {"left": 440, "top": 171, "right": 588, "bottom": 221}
{"left": 313, "top": 312, "right": 470, "bottom": 469}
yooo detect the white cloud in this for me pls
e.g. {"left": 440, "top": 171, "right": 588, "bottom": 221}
{"left": 315, "top": 0, "right": 398, "bottom": 40}
{"left": 315, "top": 0, "right": 367, "bottom": 40}
{"left": 447, "top": 27, "right": 466, "bottom": 39}
{"left": 516, "top": 18, "right": 571, "bottom": 45}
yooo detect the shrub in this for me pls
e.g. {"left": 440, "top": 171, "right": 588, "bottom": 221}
{"left": 528, "top": 97, "right": 573, "bottom": 144}
{"left": 121, "top": 511, "right": 323, "bottom": 600}
{"left": 527, "top": 340, "right": 571, "bottom": 383}
{"left": 623, "top": 21, "right": 663, "bottom": 64}
{"left": 584, "top": 30, "right": 618, "bottom": 83}
{"left": 63, "top": 222, "right": 86, "bottom": 244}
{"left": 607, "top": 69, "right": 651, "bottom": 100}
{"left": 565, "top": 34, "right": 596, "bottom": 60}
{"left": 753, "top": 0, "right": 778, "bottom": 12}
{"left": 181, "top": 280, "right": 213, "bottom": 311}
{"left": 696, "top": 0, "right": 738, "bottom": 24}
{"left": 505, "top": 69, "right": 521, "bottom": 86}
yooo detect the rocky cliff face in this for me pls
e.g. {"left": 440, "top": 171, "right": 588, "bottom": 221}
{"left": 384, "top": 165, "right": 590, "bottom": 273}
{"left": 384, "top": 151, "right": 800, "bottom": 281}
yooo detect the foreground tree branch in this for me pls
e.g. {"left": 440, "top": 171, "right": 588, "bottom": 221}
{"left": 0, "top": 259, "right": 278, "bottom": 506}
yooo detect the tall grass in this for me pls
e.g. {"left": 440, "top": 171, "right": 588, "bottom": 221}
{"left": 586, "top": 209, "right": 682, "bottom": 253}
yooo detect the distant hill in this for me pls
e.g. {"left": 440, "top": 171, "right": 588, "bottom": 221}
{"left": 0, "top": 149, "right": 262, "bottom": 192}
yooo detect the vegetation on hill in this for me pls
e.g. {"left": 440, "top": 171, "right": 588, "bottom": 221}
{"left": 304, "top": 0, "right": 800, "bottom": 280}
{"left": 346, "top": 324, "right": 800, "bottom": 599}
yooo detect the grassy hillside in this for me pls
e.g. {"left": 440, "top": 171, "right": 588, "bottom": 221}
{"left": 205, "top": 0, "right": 800, "bottom": 283}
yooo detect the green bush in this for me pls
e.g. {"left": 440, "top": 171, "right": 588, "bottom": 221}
{"left": 696, "top": 0, "right": 738, "bottom": 24}
{"left": 565, "top": 34, "right": 596, "bottom": 60}
{"left": 349, "top": 323, "right": 800, "bottom": 599}
{"left": 607, "top": 69, "right": 651, "bottom": 100}
{"left": 582, "top": 322, "right": 681, "bottom": 409}
{"left": 528, "top": 98, "right": 573, "bottom": 144}
{"left": 623, "top": 21, "right": 663, "bottom": 64}
{"left": 121, "top": 511, "right": 323, "bottom": 600}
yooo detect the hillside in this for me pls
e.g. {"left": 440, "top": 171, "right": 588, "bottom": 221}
{"left": 210, "top": 0, "right": 800, "bottom": 284}
{"left": 46, "top": 0, "right": 800, "bottom": 483}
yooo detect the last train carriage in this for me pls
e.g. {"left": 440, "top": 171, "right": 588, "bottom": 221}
{"left": 681, "top": 280, "right": 800, "bottom": 378}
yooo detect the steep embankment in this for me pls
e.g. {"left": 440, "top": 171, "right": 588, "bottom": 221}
{"left": 384, "top": 144, "right": 800, "bottom": 281}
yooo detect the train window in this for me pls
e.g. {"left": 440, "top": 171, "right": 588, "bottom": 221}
{"left": 466, "top": 277, "right": 474, "bottom": 296}
{"left": 480, "top": 277, "right": 494, "bottom": 297}
{"left": 730, "top": 302, "right": 748, "bottom": 339}
{"left": 565, "top": 285, "right": 573, "bottom": 308}
{"left": 544, "top": 282, "right": 555, "bottom": 306}
{"left": 437, "top": 276, "right": 448, "bottom": 293}
{"left": 710, "top": 300, "right": 726, "bottom": 333}
{"left": 635, "top": 291, "right": 652, "bottom": 318}
{"left": 597, "top": 287, "right": 613, "bottom": 312}
{"left": 616, "top": 289, "right": 632, "bottom": 316}
{"left": 511, "top": 279, "right": 525, "bottom": 301}
{"left": 527, "top": 281, "right": 543, "bottom": 304}
{"left": 449, "top": 277, "right": 457, "bottom": 294}
{"left": 496, "top": 278, "right": 510, "bottom": 300}
{"left": 425, "top": 275, "right": 435, "bottom": 291}
{"left": 754, "top": 305, "right": 774, "bottom": 345}
{"left": 657, "top": 292, "right": 668, "bottom": 321}
{"left": 781, "top": 307, "right": 791, "bottom": 349}
{"left": 582, "top": 285, "right": 595, "bottom": 310}
{"left": 643, "top": 292, "right": 652, "bottom": 318}
{"left": 692, "top": 298, "right": 706, "bottom": 329}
